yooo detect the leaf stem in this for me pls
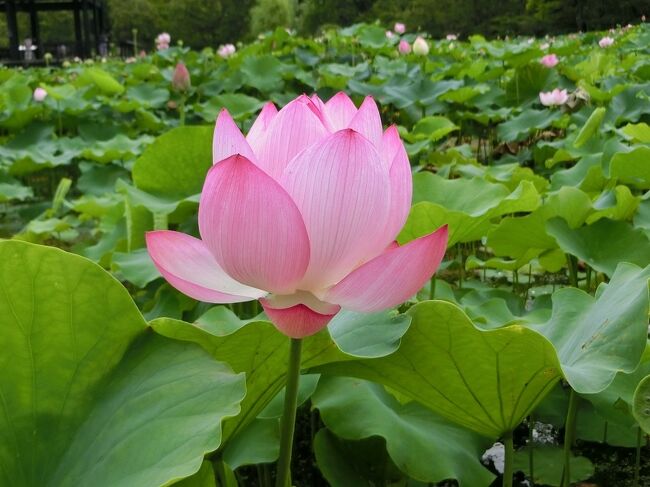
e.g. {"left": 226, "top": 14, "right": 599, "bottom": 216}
{"left": 634, "top": 427, "right": 642, "bottom": 487}
{"left": 561, "top": 388, "right": 579, "bottom": 487}
{"left": 529, "top": 414, "right": 535, "bottom": 484}
{"left": 503, "top": 431, "right": 514, "bottom": 487}
{"left": 275, "top": 338, "right": 302, "bottom": 487}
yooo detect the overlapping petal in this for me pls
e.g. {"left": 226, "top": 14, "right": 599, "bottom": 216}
{"left": 212, "top": 109, "right": 257, "bottom": 164}
{"left": 146, "top": 230, "right": 265, "bottom": 303}
{"left": 260, "top": 299, "right": 340, "bottom": 338}
{"left": 383, "top": 126, "right": 413, "bottom": 242}
{"left": 199, "top": 154, "right": 310, "bottom": 294}
{"left": 281, "top": 129, "right": 391, "bottom": 290}
{"left": 323, "top": 92, "right": 358, "bottom": 131}
{"left": 348, "top": 96, "right": 383, "bottom": 149}
{"left": 246, "top": 102, "right": 278, "bottom": 152}
{"left": 325, "top": 225, "right": 448, "bottom": 312}
{"left": 253, "top": 95, "right": 329, "bottom": 179}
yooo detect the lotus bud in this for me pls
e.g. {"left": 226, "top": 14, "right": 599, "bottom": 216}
{"left": 394, "top": 22, "right": 405, "bottom": 34}
{"left": 540, "top": 54, "right": 559, "bottom": 68}
{"left": 172, "top": 62, "right": 191, "bottom": 92}
{"left": 33, "top": 87, "right": 47, "bottom": 102}
{"left": 398, "top": 40, "right": 411, "bottom": 55}
{"left": 598, "top": 36, "right": 614, "bottom": 48}
{"left": 413, "top": 36, "right": 429, "bottom": 56}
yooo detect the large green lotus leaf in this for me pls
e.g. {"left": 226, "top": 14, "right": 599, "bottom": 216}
{"left": 314, "top": 430, "right": 406, "bottom": 486}
{"left": 357, "top": 24, "right": 389, "bottom": 48}
{"left": 313, "top": 377, "right": 495, "bottom": 486}
{"left": 150, "top": 308, "right": 410, "bottom": 445}
{"left": 382, "top": 78, "right": 463, "bottom": 109}
{"left": 633, "top": 375, "right": 650, "bottom": 434}
{"left": 622, "top": 122, "right": 650, "bottom": 143}
{"left": 0, "top": 241, "right": 246, "bottom": 487}
{"left": 240, "top": 55, "right": 285, "bottom": 93}
{"left": 0, "top": 180, "right": 33, "bottom": 202}
{"left": 608, "top": 146, "right": 650, "bottom": 189}
{"left": 196, "top": 94, "right": 264, "bottom": 123}
{"left": 126, "top": 84, "right": 170, "bottom": 108}
{"left": 173, "top": 461, "right": 216, "bottom": 487}
{"left": 497, "top": 109, "right": 562, "bottom": 142}
{"left": 546, "top": 218, "right": 650, "bottom": 276}
{"left": 112, "top": 248, "right": 160, "bottom": 287}
{"left": 487, "top": 213, "right": 557, "bottom": 260}
{"left": 513, "top": 446, "right": 594, "bottom": 486}
{"left": 573, "top": 107, "right": 607, "bottom": 148}
{"left": 80, "top": 134, "right": 153, "bottom": 164}
{"left": 313, "top": 301, "right": 562, "bottom": 438}
{"left": 530, "top": 263, "right": 650, "bottom": 394}
{"left": 408, "top": 116, "right": 459, "bottom": 142}
{"left": 77, "top": 67, "right": 125, "bottom": 95}
{"left": 132, "top": 126, "right": 213, "bottom": 199}
{"left": 505, "top": 63, "right": 551, "bottom": 103}
{"left": 582, "top": 347, "right": 650, "bottom": 429}
{"left": 586, "top": 185, "right": 639, "bottom": 224}
{"left": 402, "top": 175, "right": 540, "bottom": 246}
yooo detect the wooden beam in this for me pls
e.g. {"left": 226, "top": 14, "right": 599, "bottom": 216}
{"left": 28, "top": 0, "right": 39, "bottom": 56}
{"left": 73, "top": 0, "right": 82, "bottom": 57}
{"left": 4, "top": 0, "right": 19, "bottom": 60}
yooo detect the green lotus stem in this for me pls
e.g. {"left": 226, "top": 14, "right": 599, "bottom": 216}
{"left": 561, "top": 388, "right": 579, "bottom": 487}
{"left": 153, "top": 212, "right": 168, "bottom": 230}
{"left": 179, "top": 97, "right": 186, "bottom": 126}
{"left": 276, "top": 338, "right": 302, "bottom": 487}
{"left": 529, "top": 414, "right": 535, "bottom": 484}
{"left": 567, "top": 255, "right": 579, "bottom": 288}
{"left": 634, "top": 427, "right": 642, "bottom": 487}
{"left": 503, "top": 431, "right": 514, "bottom": 487}
{"left": 429, "top": 276, "right": 436, "bottom": 300}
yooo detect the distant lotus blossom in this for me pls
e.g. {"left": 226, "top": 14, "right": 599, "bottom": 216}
{"left": 609, "top": 28, "right": 616, "bottom": 34}
{"left": 218, "top": 43, "right": 236, "bottom": 58}
{"left": 172, "top": 62, "right": 191, "bottom": 92}
{"left": 386, "top": 30, "right": 395, "bottom": 39}
{"left": 446, "top": 34, "right": 457, "bottom": 41}
{"left": 413, "top": 36, "right": 429, "bottom": 56}
{"left": 527, "top": 38, "right": 535, "bottom": 44}
{"left": 540, "top": 42, "right": 550, "bottom": 50}
{"left": 540, "top": 54, "right": 559, "bottom": 68}
{"left": 599, "top": 36, "right": 614, "bottom": 48}
{"left": 539, "top": 89, "right": 569, "bottom": 107}
{"left": 398, "top": 40, "right": 411, "bottom": 54}
{"left": 643, "top": 15, "right": 646, "bottom": 22}
{"left": 33, "top": 87, "right": 47, "bottom": 102}
{"left": 394, "top": 22, "right": 406, "bottom": 34}
{"left": 156, "top": 32, "right": 171, "bottom": 50}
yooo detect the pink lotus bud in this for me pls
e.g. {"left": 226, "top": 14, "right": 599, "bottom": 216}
{"left": 413, "top": 36, "right": 429, "bottom": 56}
{"left": 642, "top": 15, "right": 646, "bottom": 22}
{"left": 599, "top": 36, "right": 614, "bottom": 48}
{"left": 172, "top": 63, "right": 191, "bottom": 92}
{"left": 33, "top": 87, "right": 47, "bottom": 102}
{"left": 385, "top": 30, "right": 395, "bottom": 39}
{"left": 398, "top": 40, "right": 411, "bottom": 55}
{"left": 540, "top": 54, "right": 559, "bottom": 68}
{"left": 539, "top": 88, "right": 569, "bottom": 107}
{"left": 394, "top": 22, "right": 405, "bottom": 34}
{"left": 446, "top": 34, "right": 457, "bottom": 41}
{"left": 156, "top": 32, "right": 171, "bottom": 50}
{"left": 145, "top": 93, "right": 448, "bottom": 338}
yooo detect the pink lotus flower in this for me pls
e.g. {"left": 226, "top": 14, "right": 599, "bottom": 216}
{"left": 385, "top": 30, "right": 395, "bottom": 39}
{"left": 33, "top": 87, "right": 47, "bottom": 102}
{"left": 218, "top": 43, "right": 236, "bottom": 58}
{"left": 394, "top": 22, "right": 406, "bottom": 34}
{"left": 155, "top": 32, "right": 170, "bottom": 50}
{"left": 539, "top": 88, "right": 569, "bottom": 106}
{"left": 146, "top": 93, "right": 448, "bottom": 338}
{"left": 599, "top": 36, "right": 614, "bottom": 48}
{"left": 398, "top": 40, "right": 411, "bottom": 54}
{"left": 540, "top": 54, "right": 559, "bottom": 68}
{"left": 446, "top": 34, "right": 457, "bottom": 41}
{"left": 413, "top": 36, "right": 429, "bottom": 56}
{"left": 172, "top": 63, "right": 191, "bottom": 92}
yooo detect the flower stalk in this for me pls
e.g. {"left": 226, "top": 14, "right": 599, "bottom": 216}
{"left": 275, "top": 338, "right": 303, "bottom": 487}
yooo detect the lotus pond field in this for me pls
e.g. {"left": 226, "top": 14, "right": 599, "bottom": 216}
{"left": 1, "top": 21, "right": 650, "bottom": 487}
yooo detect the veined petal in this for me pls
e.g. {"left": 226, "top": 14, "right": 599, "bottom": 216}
{"left": 253, "top": 95, "right": 329, "bottom": 179}
{"left": 260, "top": 299, "right": 340, "bottom": 338}
{"left": 199, "top": 154, "right": 310, "bottom": 294}
{"left": 246, "top": 102, "right": 278, "bottom": 152}
{"left": 281, "top": 129, "right": 391, "bottom": 290}
{"left": 384, "top": 127, "right": 413, "bottom": 242}
{"left": 146, "top": 230, "right": 265, "bottom": 303}
{"left": 348, "top": 96, "right": 383, "bottom": 149}
{"left": 325, "top": 225, "right": 448, "bottom": 312}
{"left": 323, "top": 92, "right": 358, "bottom": 131}
{"left": 213, "top": 109, "right": 257, "bottom": 164}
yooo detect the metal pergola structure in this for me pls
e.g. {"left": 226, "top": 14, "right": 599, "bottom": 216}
{"left": 1, "top": 0, "right": 108, "bottom": 62}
